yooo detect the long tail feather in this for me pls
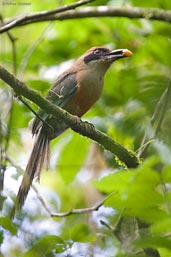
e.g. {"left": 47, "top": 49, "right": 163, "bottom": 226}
{"left": 15, "top": 130, "right": 50, "bottom": 212}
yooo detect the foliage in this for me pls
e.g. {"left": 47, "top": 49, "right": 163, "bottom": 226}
{"left": 0, "top": 0, "right": 171, "bottom": 256}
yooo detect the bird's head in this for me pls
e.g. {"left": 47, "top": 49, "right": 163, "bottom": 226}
{"left": 81, "top": 46, "right": 132, "bottom": 74}
{"left": 84, "top": 46, "right": 132, "bottom": 62}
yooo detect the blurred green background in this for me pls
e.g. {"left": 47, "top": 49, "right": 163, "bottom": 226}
{"left": 0, "top": 0, "right": 171, "bottom": 256}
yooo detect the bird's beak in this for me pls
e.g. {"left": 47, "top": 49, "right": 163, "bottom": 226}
{"left": 104, "top": 49, "right": 133, "bottom": 61}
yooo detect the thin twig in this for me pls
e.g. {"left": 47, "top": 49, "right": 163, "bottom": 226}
{"left": 0, "top": 15, "right": 17, "bottom": 155}
{"left": 0, "top": 146, "right": 23, "bottom": 173}
{"left": 2, "top": 146, "right": 116, "bottom": 218}
{"left": 50, "top": 192, "right": 115, "bottom": 217}
{"left": 18, "top": 96, "right": 54, "bottom": 131}
{"left": 17, "top": 23, "right": 54, "bottom": 130}
{"left": 0, "top": 15, "right": 18, "bottom": 74}
{"left": 32, "top": 185, "right": 52, "bottom": 215}
{"left": 100, "top": 219, "right": 115, "bottom": 232}
{"left": 6, "top": 33, "right": 17, "bottom": 75}
{"left": 19, "top": 22, "right": 52, "bottom": 77}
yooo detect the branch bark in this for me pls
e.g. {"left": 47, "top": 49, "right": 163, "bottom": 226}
{"left": 0, "top": 6, "right": 170, "bottom": 33}
{"left": 0, "top": 0, "right": 94, "bottom": 33}
{"left": 0, "top": 65, "right": 140, "bottom": 168}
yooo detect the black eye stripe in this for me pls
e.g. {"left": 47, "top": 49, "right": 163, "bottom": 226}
{"left": 84, "top": 53, "right": 99, "bottom": 63}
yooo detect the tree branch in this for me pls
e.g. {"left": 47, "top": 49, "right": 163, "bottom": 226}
{"left": 0, "top": 0, "right": 95, "bottom": 33}
{"left": 0, "top": 65, "right": 140, "bottom": 168}
{"left": 0, "top": 6, "right": 170, "bottom": 33}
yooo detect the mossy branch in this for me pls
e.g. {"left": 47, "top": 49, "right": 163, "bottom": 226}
{"left": 0, "top": 65, "right": 140, "bottom": 168}
{"left": 0, "top": 6, "right": 170, "bottom": 33}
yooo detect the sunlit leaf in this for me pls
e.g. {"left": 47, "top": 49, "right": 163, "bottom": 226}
{"left": 162, "top": 165, "right": 171, "bottom": 182}
{"left": 57, "top": 132, "right": 90, "bottom": 183}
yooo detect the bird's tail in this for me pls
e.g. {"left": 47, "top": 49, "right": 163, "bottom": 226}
{"left": 15, "top": 130, "right": 50, "bottom": 211}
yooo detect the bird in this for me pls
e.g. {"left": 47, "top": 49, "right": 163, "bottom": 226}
{"left": 14, "top": 46, "right": 132, "bottom": 212}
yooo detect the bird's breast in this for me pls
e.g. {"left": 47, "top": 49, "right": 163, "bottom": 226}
{"left": 65, "top": 70, "right": 104, "bottom": 117}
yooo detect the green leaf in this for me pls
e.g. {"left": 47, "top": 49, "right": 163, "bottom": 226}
{"left": 95, "top": 170, "right": 133, "bottom": 194}
{"left": 135, "top": 236, "right": 171, "bottom": 251}
{"left": 0, "top": 217, "right": 17, "bottom": 235}
{"left": 70, "top": 223, "right": 96, "bottom": 243}
{"left": 95, "top": 157, "right": 161, "bottom": 195}
{"left": 21, "top": 235, "right": 66, "bottom": 257}
{"left": 158, "top": 248, "right": 171, "bottom": 257}
{"left": 95, "top": 158, "right": 165, "bottom": 222}
{"left": 162, "top": 165, "right": 171, "bottom": 182}
{"left": 0, "top": 231, "right": 3, "bottom": 244}
{"left": 56, "top": 132, "right": 90, "bottom": 183}
{"left": 152, "top": 217, "right": 171, "bottom": 234}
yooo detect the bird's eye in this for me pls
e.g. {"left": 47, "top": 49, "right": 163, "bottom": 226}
{"left": 93, "top": 49, "right": 101, "bottom": 55}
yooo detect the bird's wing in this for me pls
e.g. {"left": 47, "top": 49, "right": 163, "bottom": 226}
{"left": 47, "top": 72, "right": 77, "bottom": 106}
{"left": 32, "top": 72, "right": 77, "bottom": 135}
